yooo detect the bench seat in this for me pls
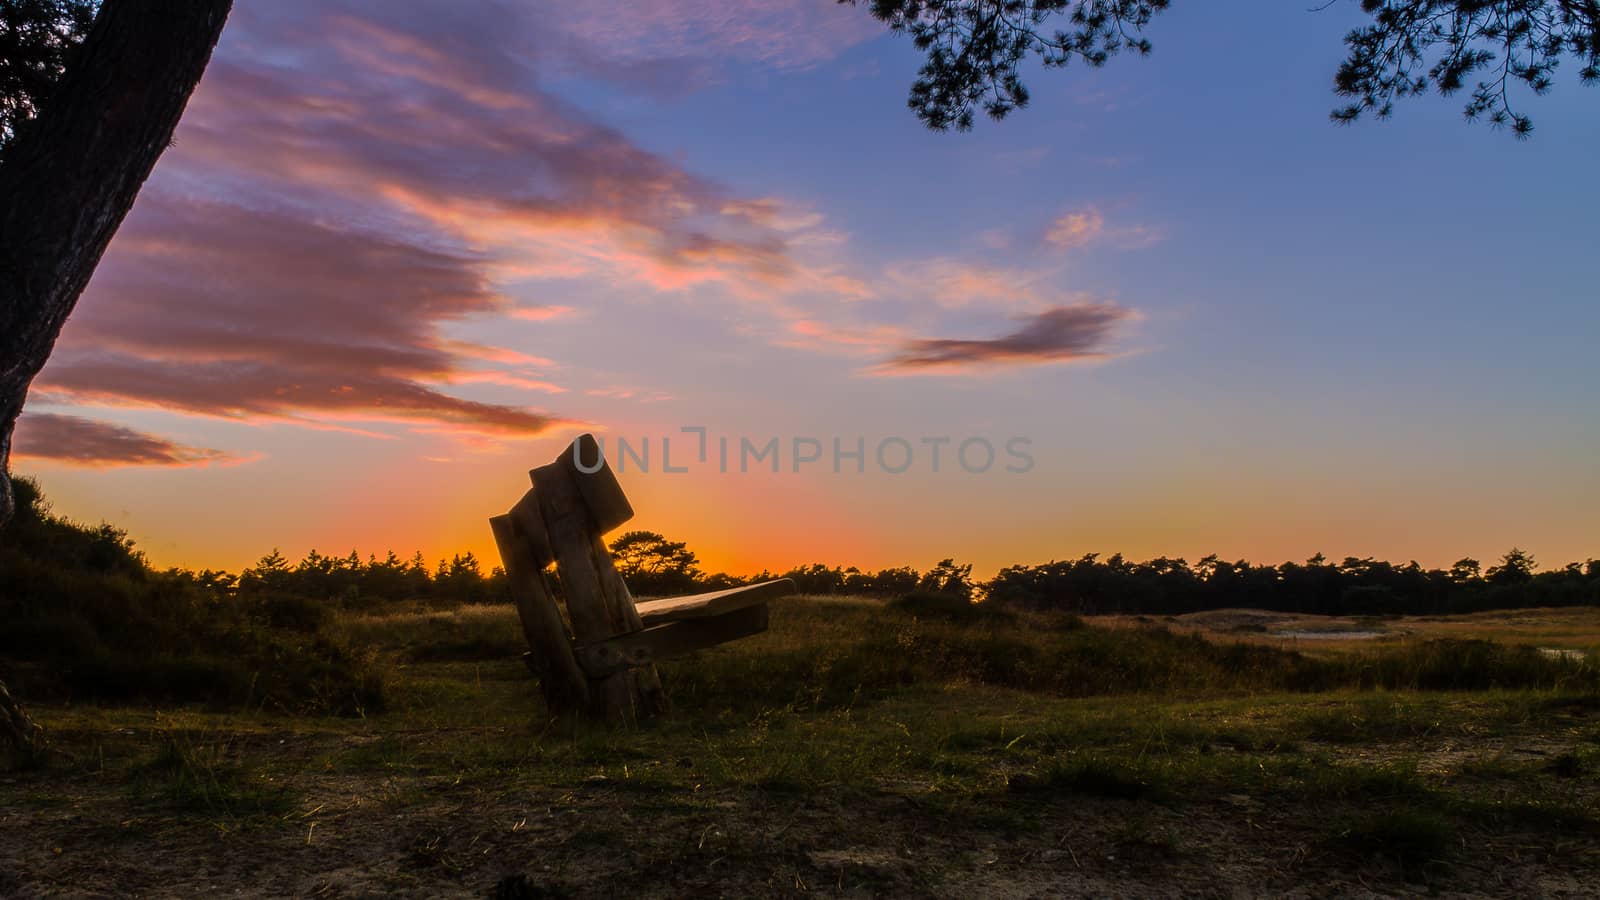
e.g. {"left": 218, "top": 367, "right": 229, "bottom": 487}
{"left": 634, "top": 579, "right": 796, "bottom": 626}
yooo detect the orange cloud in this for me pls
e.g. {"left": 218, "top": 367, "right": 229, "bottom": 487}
{"left": 507, "top": 305, "right": 577, "bottom": 322}
{"left": 584, "top": 387, "right": 673, "bottom": 402}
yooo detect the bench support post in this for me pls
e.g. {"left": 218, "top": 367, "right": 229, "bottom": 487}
{"left": 488, "top": 513, "right": 589, "bottom": 714}
{"left": 530, "top": 447, "right": 665, "bottom": 725}
{"left": 493, "top": 434, "right": 785, "bottom": 723}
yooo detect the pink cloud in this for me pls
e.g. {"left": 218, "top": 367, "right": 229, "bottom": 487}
{"left": 777, "top": 318, "right": 908, "bottom": 356}
{"left": 163, "top": 6, "right": 799, "bottom": 287}
{"left": 41, "top": 0, "right": 832, "bottom": 446}
{"left": 45, "top": 195, "right": 562, "bottom": 437}
{"left": 12, "top": 413, "right": 244, "bottom": 468}
{"left": 884, "top": 258, "right": 1050, "bottom": 309}
{"left": 1045, "top": 208, "right": 1106, "bottom": 249}
{"left": 1045, "top": 206, "right": 1163, "bottom": 251}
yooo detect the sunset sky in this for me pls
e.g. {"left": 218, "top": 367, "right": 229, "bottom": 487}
{"left": 14, "top": 0, "right": 1598, "bottom": 578}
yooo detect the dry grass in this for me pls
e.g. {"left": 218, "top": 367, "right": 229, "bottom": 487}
{"left": 1091, "top": 605, "right": 1600, "bottom": 657}
{"left": 4, "top": 598, "right": 1599, "bottom": 897}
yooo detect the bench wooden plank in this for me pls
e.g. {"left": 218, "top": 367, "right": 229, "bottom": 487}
{"left": 532, "top": 432, "right": 633, "bottom": 535}
{"left": 574, "top": 603, "right": 770, "bottom": 678}
{"left": 634, "top": 578, "right": 796, "bottom": 626}
{"left": 530, "top": 451, "right": 663, "bottom": 724}
{"left": 488, "top": 514, "right": 588, "bottom": 712}
{"left": 508, "top": 487, "right": 554, "bottom": 569}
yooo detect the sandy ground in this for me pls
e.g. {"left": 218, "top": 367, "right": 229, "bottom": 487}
{"left": 1085, "top": 607, "right": 1600, "bottom": 655}
{"left": 3, "top": 750, "right": 1598, "bottom": 899}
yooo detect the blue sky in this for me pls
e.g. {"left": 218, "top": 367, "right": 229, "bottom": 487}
{"left": 15, "top": 0, "right": 1597, "bottom": 576}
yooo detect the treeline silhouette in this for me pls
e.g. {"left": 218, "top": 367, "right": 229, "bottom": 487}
{"left": 224, "top": 531, "right": 1599, "bottom": 619}
{"left": 2, "top": 478, "right": 1597, "bottom": 713}
{"left": 7, "top": 479, "right": 1599, "bottom": 628}
{"left": 601, "top": 531, "right": 1598, "bottom": 617}
{"left": 88, "top": 528, "right": 1600, "bottom": 619}
{"left": 982, "top": 552, "right": 1600, "bottom": 616}
{"left": 699, "top": 551, "right": 1597, "bottom": 616}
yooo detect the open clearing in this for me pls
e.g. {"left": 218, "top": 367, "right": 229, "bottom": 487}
{"left": 4, "top": 600, "right": 1599, "bottom": 898}
{"left": 1105, "top": 606, "right": 1600, "bottom": 654}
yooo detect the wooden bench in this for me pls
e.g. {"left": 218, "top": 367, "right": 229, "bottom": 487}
{"left": 489, "top": 434, "right": 793, "bottom": 723}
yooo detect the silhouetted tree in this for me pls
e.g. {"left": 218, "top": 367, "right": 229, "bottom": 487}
{"left": 1330, "top": 0, "right": 1600, "bottom": 136}
{"left": 850, "top": 1, "right": 1597, "bottom": 135}
{"left": 844, "top": 565, "right": 922, "bottom": 596}
{"left": 781, "top": 563, "right": 849, "bottom": 594}
{"left": 1450, "top": 557, "right": 1483, "bottom": 583}
{"left": 609, "top": 531, "right": 703, "bottom": 597}
{"left": 918, "top": 558, "right": 976, "bottom": 600}
{"left": 435, "top": 552, "right": 493, "bottom": 604}
{"left": 238, "top": 548, "right": 291, "bottom": 594}
{"left": 0, "top": 0, "right": 95, "bottom": 147}
{"left": 1487, "top": 547, "right": 1537, "bottom": 584}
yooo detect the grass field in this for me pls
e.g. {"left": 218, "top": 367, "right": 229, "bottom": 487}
{"left": 4, "top": 597, "right": 1599, "bottom": 897}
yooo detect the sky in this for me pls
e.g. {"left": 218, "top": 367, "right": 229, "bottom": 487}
{"left": 13, "top": 0, "right": 1599, "bottom": 579}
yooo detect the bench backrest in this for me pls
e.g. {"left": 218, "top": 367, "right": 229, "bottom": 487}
{"left": 489, "top": 434, "right": 663, "bottom": 723}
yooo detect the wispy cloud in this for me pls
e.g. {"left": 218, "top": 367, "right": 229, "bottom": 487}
{"left": 1045, "top": 208, "right": 1106, "bottom": 249}
{"left": 12, "top": 413, "right": 243, "bottom": 467}
{"left": 1045, "top": 205, "right": 1162, "bottom": 251}
{"left": 42, "top": 0, "right": 831, "bottom": 445}
{"left": 44, "top": 196, "right": 564, "bottom": 437}
{"left": 883, "top": 258, "right": 1051, "bottom": 309}
{"left": 508, "top": 305, "right": 577, "bottom": 322}
{"left": 869, "top": 303, "right": 1136, "bottom": 375}
{"left": 583, "top": 386, "right": 673, "bottom": 403}
{"left": 538, "top": 0, "right": 880, "bottom": 75}
{"left": 776, "top": 318, "right": 908, "bottom": 356}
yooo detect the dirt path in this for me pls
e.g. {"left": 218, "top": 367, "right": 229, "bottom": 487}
{"left": 4, "top": 766, "right": 1597, "bottom": 898}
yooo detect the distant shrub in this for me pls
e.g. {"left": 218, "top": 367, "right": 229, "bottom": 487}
{"left": 889, "top": 591, "right": 973, "bottom": 616}
{"left": 248, "top": 591, "right": 333, "bottom": 633}
{"left": 1337, "top": 639, "right": 1596, "bottom": 692}
{"left": 0, "top": 478, "right": 384, "bottom": 715}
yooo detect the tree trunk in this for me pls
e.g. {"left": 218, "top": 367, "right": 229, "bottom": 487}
{"left": 0, "top": 0, "right": 233, "bottom": 752}
{"left": 0, "top": 0, "right": 233, "bottom": 526}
